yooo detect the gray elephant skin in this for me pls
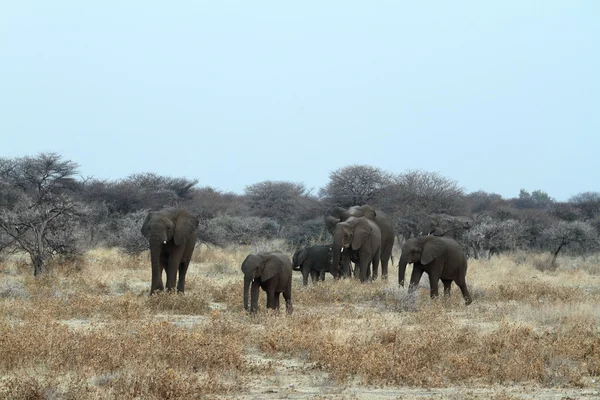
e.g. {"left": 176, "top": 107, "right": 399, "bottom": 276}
{"left": 242, "top": 251, "right": 293, "bottom": 314}
{"left": 292, "top": 245, "right": 332, "bottom": 286}
{"left": 398, "top": 236, "right": 472, "bottom": 305}
{"left": 141, "top": 207, "right": 199, "bottom": 294}
{"left": 325, "top": 205, "right": 394, "bottom": 280}
{"left": 330, "top": 216, "right": 381, "bottom": 282}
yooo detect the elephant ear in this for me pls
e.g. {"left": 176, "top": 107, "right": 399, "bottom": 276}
{"left": 351, "top": 218, "right": 372, "bottom": 251}
{"left": 262, "top": 255, "right": 284, "bottom": 281}
{"left": 241, "top": 255, "right": 255, "bottom": 278}
{"left": 174, "top": 211, "right": 199, "bottom": 246}
{"left": 324, "top": 215, "right": 340, "bottom": 235}
{"left": 296, "top": 248, "right": 308, "bottom": 266}
{"left": 140, "top": 212, "right": 153, "bottom": 238}
{"left": 421, "top": 237, "right": 447, "bottom": 265}
{"left": 360, "top": 205, "right": 377, "bottom": 220}
{"left": 330, "top": 207, "right": 347, "bottom": 220}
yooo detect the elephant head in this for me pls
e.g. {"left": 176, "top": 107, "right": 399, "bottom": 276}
{"left": 291, "top": 248, "right": 307, "bottom": 271}
{"left": 330, "top": 217, "right": 373, "bottom": 277}
{"left": 398, "top": 236, "right": 447, "bottom": 286}
{"left": 241, "top": 252, "right": 285, "bottom": 311}
{"left": 141, "top": 208, "right": 198, "bottom": 247}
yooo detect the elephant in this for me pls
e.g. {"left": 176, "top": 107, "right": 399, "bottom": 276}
{"left": 141, "top": 208, "right": 199, "bottom": 294}
{"left": 325, "top": 204, "right": 394, "bottom": 280}
{"left": 292, "top": 245, "right": 333, "bottom": 286}
{"left": 242, "top": 251, "right": 293, "bottom": 314}
{"left": 330, "top": 216, "right": 381, "bottom": 282}
{"left": 398, "top": 236, "right": 472, "bottom": 305}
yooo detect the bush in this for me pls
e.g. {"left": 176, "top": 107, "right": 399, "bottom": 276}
{"left": 206, "top": 215, "right": 279, "bottom": 245}
{"left": 282, "top": 217, "right": 329, "bottom": 247}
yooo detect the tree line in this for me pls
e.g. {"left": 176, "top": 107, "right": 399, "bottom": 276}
{"left": 1, "top": 153, "right": 598, "bottom": 275}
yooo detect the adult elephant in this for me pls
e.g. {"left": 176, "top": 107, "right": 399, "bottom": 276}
{"left": 242, "top": 251, "right": 293, "bottom": 314}
{"left": 292, "top": 245, "right": 332, "bottom": 286}
{"left": 325, "top": 204, "right": 394, "bottom": 280}
{"left": 330, "top": 217, "right": 381, "bottom": 283}
{"left": 141, "top": 208, "right": 199, "bottom": 294}
{"left": 398, "top": 236, "right": 472, "bottom": 305}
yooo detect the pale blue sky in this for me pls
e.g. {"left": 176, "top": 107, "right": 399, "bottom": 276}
{"left": 1, "top": 1, "right": 598, "bottom": 200}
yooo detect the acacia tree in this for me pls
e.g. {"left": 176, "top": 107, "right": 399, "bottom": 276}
{"left": 245, "top": 181, "right": 322, "bottom": 228}
{"left": 0, "top": 153, "right": 83, "bottom": 275}
{"left": 319, "top": 165, "right": 392, "bottom": 208}
{"left": 380, "top": 170, "right": 467, "bottom": 239}
{"left": 541, "top": 220, "right": 598, "bottom": 265}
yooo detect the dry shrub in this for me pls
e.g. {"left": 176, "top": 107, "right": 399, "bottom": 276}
{"left": 293, "top": 278, "right": 395, "bottom": 307}
{"left": 2, "top": 247, "right": 600, "bottom": 397}
{"left": 146, "top": 291, "right": 210, "bottom": 315}
{"left": 532, "top": 255, "right": 559, "bottom": 272}
{"left": 1, "top": 292, "right": 148, "bottom": 321}
{"left": 486, "top": 279, "right": 580, "bottom": 303}
{"left": 0, "top": 315, "right": 248, "bottom": 397}
{"left": 210, "top": 281, "right": 244, "bottom": 312}
{"left": 85, "top": 247, "right": 146, "bottom": 271}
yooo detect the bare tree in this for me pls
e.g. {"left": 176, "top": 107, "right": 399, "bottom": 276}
{"left": 569, "top": 192, "right": 600, "bottom": 220}
{"left": 464, "top": 216, "right": 522, "bottom": 259}
{"left": 245, "top": 181, "right": 318, "bottom": 227}
{"left": 0, "top": 153, "right": 83, "bottom": 275}
{"left": 541, "top": 220, "right": 599, "bottom": 265}
{"left": 320, "top": 165, "right": 392, "bottom": 207}
{"left": 513, "top": 189, "right": 555, "bottom": 210}
{"left": 381, "top": 170, "right": 467, "bottom": 239}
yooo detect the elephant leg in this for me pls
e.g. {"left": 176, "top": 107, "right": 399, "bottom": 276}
{"left": 151, "top": 253, "right": 167, "bottom": 294}
{"left": 341, "top": 253, "right": 352, "bottom": 278}
{"left": 310, "top": 270, "right": 318, "bottom": 284}
{"left": 319, "top": 271, "right": 326, "bottom": 281}
{"left": 176, "top": 261, "right": 190, "bottom": 293}
{"left": 166, "top": 250, "right": 184, "bottom": 292}
{"left": 250, "top": 281, "right": 261, "bottom": 313}
{"left": 302, "top": 268, "right": 310, "bottom": 286}
{"left": 456, "top": 278, "right": 473, "bottom": 305}
{"left": 283, "top": 283, "right": 293, "bottom": 314}
{"left": 274, "top": 293, "right": 281, "bottom": 310}
{"left": 428, "top": 274, "right": 440, "bottom": 299}
{"left": 358, "top": 255, "right": 371, "bottom": 283}
{"left": 371, "top": 253, "right": 380, "bottom": 281}
{"left": 380, "top": 240, "right": 393, "bottom": 281}
{"left": 408, "top": 266, "right": 425, "bottom": 293}
{"left": 442, "top": 279, "right": 452, "bottom": 297}
{"left": 266, "top": 288, "right": 277, "bottom": 310}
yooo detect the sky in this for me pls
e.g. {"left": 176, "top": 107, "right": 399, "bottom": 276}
{"left": 1, "top": 1, "right": 598, "bottom": 201}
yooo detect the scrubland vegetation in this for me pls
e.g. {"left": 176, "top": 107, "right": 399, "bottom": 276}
{"left": 1, "top": 153, "right": 600, "bottom": 398}
{"left": 1, "top": 245, "right": 600, "bottom": 399}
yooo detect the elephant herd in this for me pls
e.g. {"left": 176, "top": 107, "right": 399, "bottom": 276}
{"left": 140, "top": 205, "right": 473, "bottom": 314}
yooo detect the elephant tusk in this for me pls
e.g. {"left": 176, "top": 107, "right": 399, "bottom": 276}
{"left": 163, "top": 241, "right": 167, "bottom": 244}
{"left": 340, "top": 248, "right": 344, "bottom": 253}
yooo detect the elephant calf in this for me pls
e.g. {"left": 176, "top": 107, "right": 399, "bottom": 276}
{"left": 241, "top": 251, "right": 293, "bottom": 314}
{"left": 292, "top": 245, "right": 333, "bottom": 286}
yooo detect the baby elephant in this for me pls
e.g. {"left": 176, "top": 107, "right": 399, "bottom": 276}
{"left": 241, "top": 251, "right": 293, "bottom": 314}
{"left": 292, "top": 245, "right": 333, "bottom": 286}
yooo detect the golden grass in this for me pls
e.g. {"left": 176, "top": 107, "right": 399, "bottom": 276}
{"left": 1, "top": 246, "right": 599, "bottom": 398}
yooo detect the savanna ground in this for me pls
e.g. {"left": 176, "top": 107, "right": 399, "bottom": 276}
{"left": 1, "top": 241, "right": 600, "bottom": 400}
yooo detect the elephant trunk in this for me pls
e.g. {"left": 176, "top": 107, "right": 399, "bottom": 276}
{"left": 331, "top": 237, "right": 344, "bottom": 279}
{"left": 243, "top": 278, "right": 251, "bottom": 311}
{"left": 149, "top": 234, "right": 166, "bottom": 293}
{"left": 398, "top": 253, "right": 408, "bottom": 287}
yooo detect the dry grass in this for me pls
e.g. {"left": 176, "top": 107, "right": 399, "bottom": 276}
{"left": 1, "top": 246, "right": 600, "bottom": 399}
